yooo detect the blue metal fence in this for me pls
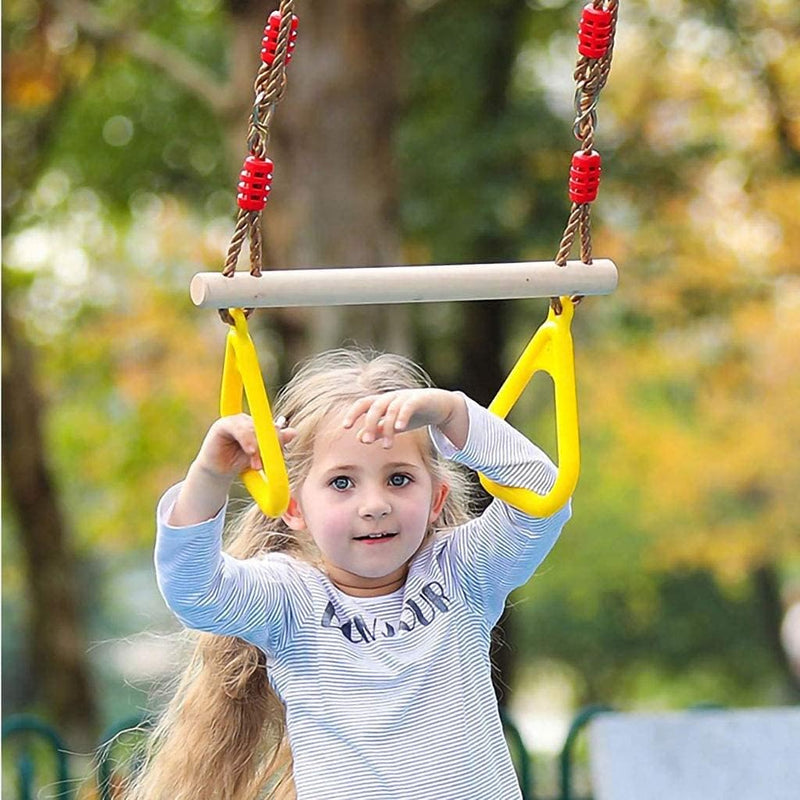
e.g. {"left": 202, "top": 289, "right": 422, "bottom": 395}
{"left": 2, "top": 715, "right": 70, "bottom": 800}
{"left": 2, "top": 706, "right": 609, "bottom": 800}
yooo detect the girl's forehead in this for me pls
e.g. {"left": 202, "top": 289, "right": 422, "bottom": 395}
{"left": 312, "top": 408, "right": 429, "bottom": 461}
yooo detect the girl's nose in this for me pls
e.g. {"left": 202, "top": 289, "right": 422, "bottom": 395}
{"left": 359, "top": 491, "right": 391, "bottom": 519}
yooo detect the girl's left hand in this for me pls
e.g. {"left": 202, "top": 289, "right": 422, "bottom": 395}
{"left": 342, "top": 389, "right": 468, "bottom": 450}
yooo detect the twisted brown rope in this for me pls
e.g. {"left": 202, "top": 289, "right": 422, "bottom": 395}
{"left": 552, "top": 0, "right": 619, "bottom": 312}
{"left": 220, "top": 0, "right": 296, "bottom": 324}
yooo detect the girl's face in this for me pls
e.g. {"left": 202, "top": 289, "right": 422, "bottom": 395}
{"left": 282, "top": 413, "right": 449, "bottom": 597}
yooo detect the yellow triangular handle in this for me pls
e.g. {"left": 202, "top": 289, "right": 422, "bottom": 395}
{"left": 220, "top": 308, "right": 290, "bottom": 517}
{"left": 478, "top": 297, "right": 579, "bottom": 517}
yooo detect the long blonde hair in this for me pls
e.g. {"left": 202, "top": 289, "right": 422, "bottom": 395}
{"left": 127, "top": 349, "right": 475, "bottom": 800}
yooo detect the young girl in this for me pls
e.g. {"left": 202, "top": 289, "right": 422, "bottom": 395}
{"left": 135, "top": 348, "right": 571, "bottom": 800}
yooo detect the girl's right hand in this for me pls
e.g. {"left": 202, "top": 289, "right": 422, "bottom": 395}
{"left": 195, "top": 413, "right": 296, "bottom": 480}
{"left": 168, "top": 415, "right": 295, "bottom": 527}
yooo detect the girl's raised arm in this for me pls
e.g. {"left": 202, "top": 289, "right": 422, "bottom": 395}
{"left": 430, "top": 395, "right": 571, "bottom": 624}
{"left": 169, "top": 414, "right": 294, "bottom": 526}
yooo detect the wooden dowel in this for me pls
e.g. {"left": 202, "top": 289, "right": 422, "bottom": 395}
{"left": 190, "top": 259, "right": 618, "bottom": 309}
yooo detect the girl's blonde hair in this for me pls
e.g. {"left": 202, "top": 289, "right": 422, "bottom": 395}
{"left": 127, "top": 349, "right": 474, "bottom": 800}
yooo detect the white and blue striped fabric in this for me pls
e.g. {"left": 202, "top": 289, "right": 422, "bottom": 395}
{"left": 155, "top": 396, "right": 571, "bottom": 800}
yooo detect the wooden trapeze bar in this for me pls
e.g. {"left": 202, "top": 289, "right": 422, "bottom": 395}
{"left": 190, "top": 259, "right": 618, "bottom": 309}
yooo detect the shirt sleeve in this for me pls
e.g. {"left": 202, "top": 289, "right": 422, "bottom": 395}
{"left": 430, "top": 394, "right": 572, "bottom": 626}
{"left": 154, "top": 483, "right": 313, "bottom": 656}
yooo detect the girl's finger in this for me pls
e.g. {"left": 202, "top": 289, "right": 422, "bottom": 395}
{"left": 363, "top": 395, "right": 391, "bottom": 429}
{"left": 379, "top": 396, "right": 406, "bottom": 447}
{"left": 342, "top": 397, "right": 376, "bottom": 429}
{"left": 360, "top": 397, "right": 393, "bottom": 442}
{"left": 394, "top": 400, "right": 421, "bottom": 433}
{"left": 231, "top": 417, "right": 260, "bottom": 457}
{"left": 279, "top": 427, "right": 297, "bottom": 446}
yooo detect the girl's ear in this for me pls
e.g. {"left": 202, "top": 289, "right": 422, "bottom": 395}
{"left": 428, "top": 482, "right": 450, "bottom": 524}
{"left": 282, "top": 496, "right": 306, "bottom": 531}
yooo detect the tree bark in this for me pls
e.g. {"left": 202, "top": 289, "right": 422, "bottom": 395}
{"left": 258, "top": 0, "right": 410, "bottom": 357}
{"left": 450, "top": 0, "right": 532, "bottom": 705}
{"left": 2, "top": 302, "right": 98, "bottom": 748}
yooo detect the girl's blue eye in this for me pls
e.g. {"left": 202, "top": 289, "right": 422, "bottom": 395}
{"left": 389, "top": 473, "right": 411, "bottom": 487}
{"left": 330, "top": 476, "right": 352, "bottom": 491}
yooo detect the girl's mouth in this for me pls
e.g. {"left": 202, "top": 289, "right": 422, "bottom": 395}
{"left": 353, "top": 532, "right": 398, "bottom": 543}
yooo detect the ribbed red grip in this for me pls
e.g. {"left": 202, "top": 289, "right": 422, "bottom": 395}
{"left": 261, "top": 11, "right": 299, "bottom": 67}
{"left": 237, "top": 156, "right": 274, "bottom": 211}
{"left": 577, "top": 5, "right": 613, "bottom": 59}
{"left": 568, "top": 150, "right": 602, "bottom": 204}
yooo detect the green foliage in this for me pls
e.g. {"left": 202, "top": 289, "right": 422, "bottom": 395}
{"left": 51, "top": 58, "right": 229, "bottom": 208}
{"left": 2, "top": 0, "right": 232, "bottom": 226}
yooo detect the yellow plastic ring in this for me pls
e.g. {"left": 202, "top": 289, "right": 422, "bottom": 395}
{"left": 219, "top": 308, "right": 290, "bottom": 517}
{"left": 478, "top": 297, "right": 579, "bottom": 517}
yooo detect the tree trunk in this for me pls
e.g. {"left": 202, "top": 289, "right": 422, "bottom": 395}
{"left": 2, "top": 302, "right": 98, "bottom": 748}
{"left": 262, "top": 0, "right": 409, "bottom": 357}
{"left": 450, "top": 0, "right": 532, "bottom": 705}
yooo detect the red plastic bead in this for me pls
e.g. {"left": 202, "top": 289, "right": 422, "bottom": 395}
{"left": 261, "top": 11, "right": 299, "bottom": 67}
{"left": 237, "top": 156, "right": 274, "bottom": 211}
{"left": 577, "top": 5, "right": 613, "bottom": 59}
{"left": 568, "top": 150, "right": 602, "bottom": 204}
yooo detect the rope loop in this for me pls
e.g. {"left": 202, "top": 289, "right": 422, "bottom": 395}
{"left": 249, "top": 95, "right": 277, "bottom": 149}
{"left": 218, "top": 307, "right": 255, "bottom": 326}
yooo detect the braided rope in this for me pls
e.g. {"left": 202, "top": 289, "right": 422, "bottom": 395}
{"left": 219, "top": 0, "right": 296, "bottom": 324}
{"left": 553, "top": 0, "right": 619, "bottom": 311}
{"left": 223, "top": 211, "right": 251, "bottom": 278}
{"left": 554, "top": 204, "right": 583, "bottom": 267}
{"left": 249, "top": 213, "right": 263, "bottom": 278}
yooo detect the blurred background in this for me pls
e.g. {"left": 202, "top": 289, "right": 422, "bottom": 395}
{"left": 3, "top": 0, "right": 799, "bottom": 795}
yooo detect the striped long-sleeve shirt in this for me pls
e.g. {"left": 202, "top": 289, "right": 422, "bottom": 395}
{"left": 155, "top": 395, "right": 571, "bottom": 800}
